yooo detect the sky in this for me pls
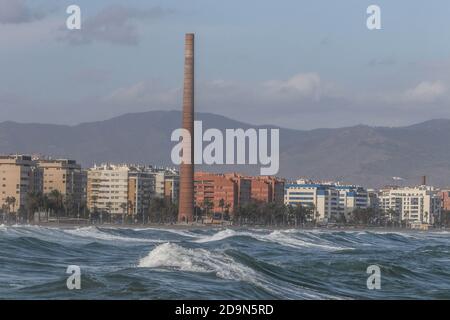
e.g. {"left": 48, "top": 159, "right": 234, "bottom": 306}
{"left": 0, "top": 0, "right": 449, "bottom": 129}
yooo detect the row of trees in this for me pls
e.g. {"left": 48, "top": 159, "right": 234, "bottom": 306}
{"left": 0, "top": 190, "right": 180, "bottom": 225}
{"left": 233, "top": 202, "right": 317, "bottom": 227}
{"left": 227, "top": 204, "right": 440, "bottom": 228}
{"left": 1, "top": 190, "right": 89, "bottom": 223}
{"left": 3, "top": 191, "right": 448, "bottom": 227}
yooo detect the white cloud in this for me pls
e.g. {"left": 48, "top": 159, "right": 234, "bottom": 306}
{"left": 97, "top": 74, "right": 450, "bottom": 129}
{"left": 0, "top": 0, "right": 45, "bottom": 24}
{"left": 0, "top": 17, "right": 60, "bottom": 48}
{"left": 58, "top": 5, "right": 172, "bottom": 46}
{"left": 403, "top": 81, "right": 447, "bottom": 103}
{"left": 263, "top": 73, "right": 321, "bottom": 100}
{"left": 103, "top": 81, "right": 179, "bottom": 106}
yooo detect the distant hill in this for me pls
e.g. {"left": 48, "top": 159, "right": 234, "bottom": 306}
{"left": 1, "top": 110, "right": 450, "bottom": 188}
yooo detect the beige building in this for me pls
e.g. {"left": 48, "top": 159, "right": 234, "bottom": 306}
{"left": 37, "top": 159, "right": 85, "bottom": 204}
{"left": 0, "top": 155, "right": 41, "bottom": 213}
{"left": 152, "top": 168, "right": 179, "bottom": 203}
{"left": 87, "top": 164, "right": 154, "bottom": 216}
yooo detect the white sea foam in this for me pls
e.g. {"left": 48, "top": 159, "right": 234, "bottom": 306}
{"left": 364, "top": 230, "right": 423, "bottom": 240}
{"left": 193, "top": 229, "right": 247, "bottom": 243}
{"left": 129, "top": 227, "right": 203, "bottom": 240}
{"left": 138, "top": 242, "right": 257, "bottom": 280}
{"left": 264, "top": 230, "right": 351, "bottom": 251}
{"left": 64, "top": 226, "right": 163, "bottom": 243}
{"left": 192, "top": 228, "right": 351, "bottom": 251}
{"left": 138, "top": 242, "right": 333, "bottom": 299}
{"left": 155, "top": 228, "right": 200, "bottom": 238}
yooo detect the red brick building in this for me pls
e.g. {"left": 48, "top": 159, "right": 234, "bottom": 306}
{"left": 194, "top": 172, "right": 237, "bottom": 215}
{"left": 250, "top": 176, "right": 285, "bottom": 204}
{"left": 439, "top": 190, "right": 450, "bottom": 211}
{"left": 194, "top": 172, "right": 284, "bottom": 215}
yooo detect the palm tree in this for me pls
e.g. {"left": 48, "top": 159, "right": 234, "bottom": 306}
{"left": 26, "top": 192, "right": 43, "bottom": 223}
{"left": 5, "top": 196, "right": 17, "bottom": 223}
{"left": 63, "top": 194, "right": 75, "bottom": 218}
{"left": 128, "top": 200, "right": 135, "bottom": 224}
{"left": 105, "top": 202, "right": 113, "bottom": 224}
{"left": 1, "top": 204, "right": 9, "bottom": 223}
{"left": 202, "top": 199, "right": 214, "bottom": 222}
{"left": 48, "top": 190, "right": 63, "bottom": 221}
{"left": 120, "top": 202, "right": 127, "bottom": 224}
{"left": 224, "top": 203, "right": 231, "bottom": 221}
{"left": 218, "top": 198, "right": 225, "bottom": 222}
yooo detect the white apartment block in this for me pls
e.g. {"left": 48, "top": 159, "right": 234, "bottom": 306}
{"left": 284, "top": 179, "right": 369, "bottom": 222}
{"left": 87, "top": 164, "right": 154, "bottom": 216}
{"left": 378, "top": 186, "right": 440, "bottom": 225}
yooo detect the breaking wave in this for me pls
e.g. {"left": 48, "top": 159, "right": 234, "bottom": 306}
{"left": 192, "top": 228, "right": 352, "bottom": 251}
{"left": 1, "top": 224, "right": 449, "bottom": 299}
{"left": 63, "top": 226, "right": 164, "bottom": 243}
{"left": 138, "top": 242, "right": 335, "bottom": 299}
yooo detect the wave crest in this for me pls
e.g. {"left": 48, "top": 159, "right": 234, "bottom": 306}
{"left": 138, "top": 242, "right": 256, "bottom": 282}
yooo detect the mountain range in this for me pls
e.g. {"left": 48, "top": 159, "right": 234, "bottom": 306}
{"left": 1, "top": 110, "right": 450, "bottom": 188}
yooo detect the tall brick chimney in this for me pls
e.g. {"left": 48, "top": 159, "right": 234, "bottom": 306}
{"left": 178, "top": 33, "right": 195, "bottom": 223}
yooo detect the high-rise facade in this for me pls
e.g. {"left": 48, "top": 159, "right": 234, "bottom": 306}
{"left": 152, "top": 168, "right": 180, "bottom": 203}
{"left": 0, "top": 155, "right": 40, "bottom": 213}
{"left": 37, "top": 159, "right": 85, "bottom": 204}
{"left": 87, "top": 164, "right": 154, "bottom": 216}
{"left": 284, "top": 180, "right": 369, "bottom": 222}
{"left": 439, "top": 189, "right": 450, "bottom": 211}
{"left": 194, "top": 172, "right": 284, "bottom": 215}
{"left": 250, "top": 176, "right": 285, "bottom": 203}
{"left": 378, "top": 186, "right": 441, "bottom": 224}
{"left": 194, "top": 172, "right": 240, "bottom": 215}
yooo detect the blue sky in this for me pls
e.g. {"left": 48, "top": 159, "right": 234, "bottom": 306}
{"left": 0, "top": 0, "right": 449, "bottom": 129}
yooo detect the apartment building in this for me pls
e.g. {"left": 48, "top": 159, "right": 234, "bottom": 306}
{"left": 0, "top": 155, "right": 41, "bottom": 213}
{"left": 224, "top": 173, "right": 251, "bottom": 208}
{"left": 439, "top": 189, "right": 450, "bottom": 211}
{"left": 284, "top": 179, "right": 369, "bottom": 222}
{"left": 194, "top": 172, "right": 240, "bottom": 215}
{"left": 37, "top": 159, "right": 86, "bottom": 204}
{"left": 87, "top": 164, "right": 154, "bottom": 216}
{"left": 250, "top": 176, "right": 285, "bottom": 204}
{"left": 152, "top": 168, "right": 179, "bottom": 203}
{"left": 194, "top": 172, "right": 285, "bottom": 215}
{"left": 163, "top": 170, "right": 180, "bottom": 203}
{"left": 378, "top": 186, "right": 441, "bottom": 224}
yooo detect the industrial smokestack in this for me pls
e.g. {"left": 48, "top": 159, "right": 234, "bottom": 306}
{"left": 421, "top": 175, "right": 426, "bottom": 186}
{"left": 178, "top": 33, "right": 195, "bottom": 223}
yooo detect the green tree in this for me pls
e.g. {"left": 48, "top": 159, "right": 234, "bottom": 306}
{"left": 202, "top": 199, "right": 214, "bottom": 222}
{"left": 219, "top": 198, "right": 225, "bottom": 221}
{"left": 105, "top": 202, "right": 113, "bottom": 224}
{"left": 26, "top": 192, "right": 44, "bottom": 223}
{"left": 120, "top": 202, "right": 128, "bottom": 224}
{"left": 5, "top": 196, "right": 17, "bottom": 222}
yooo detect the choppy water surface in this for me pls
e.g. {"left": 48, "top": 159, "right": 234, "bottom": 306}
{"left": 0, "top": 224, "right": 449, "bottom": 299}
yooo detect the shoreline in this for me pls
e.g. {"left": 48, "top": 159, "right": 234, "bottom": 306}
{"left": 2, "top": 221, "right": 449, "bottom": 232}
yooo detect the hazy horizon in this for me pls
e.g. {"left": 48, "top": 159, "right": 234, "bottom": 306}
{"left": 2, "top": 109, "right": 450, "bottom": 131}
